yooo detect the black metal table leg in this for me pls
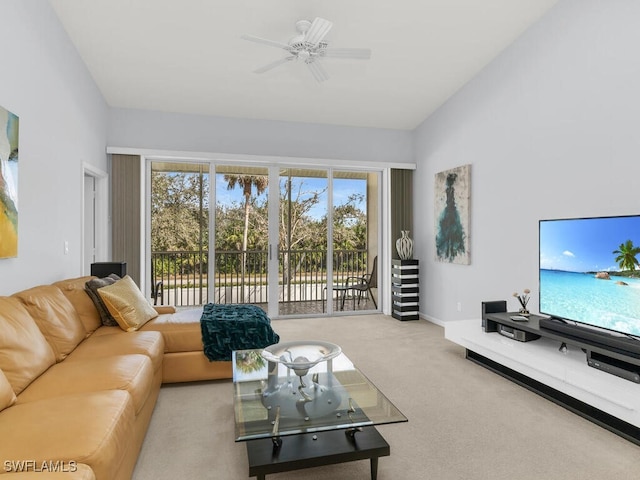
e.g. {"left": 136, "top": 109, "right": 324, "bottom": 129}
{"left": 370, "top": 456, "right": 379, "bottom": 480}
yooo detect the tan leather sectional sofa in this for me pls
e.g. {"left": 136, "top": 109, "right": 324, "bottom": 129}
{"left": 0, "top": 276, "right": 232, "bottom": 480}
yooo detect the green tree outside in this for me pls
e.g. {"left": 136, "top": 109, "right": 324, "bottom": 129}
{"left": 152, "top": 172, "right": 368, "bottom": 279}
{"left": 151, "top": 170, "right": 209, "bottom": 277}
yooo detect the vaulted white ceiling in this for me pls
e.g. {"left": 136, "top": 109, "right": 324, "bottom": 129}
{"left": 50, "top": 0, "right": 559, "bottom": 130}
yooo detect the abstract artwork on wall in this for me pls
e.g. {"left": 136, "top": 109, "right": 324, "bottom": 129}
{"left": 434, "top": 164, "right": 470, "bottom": 265}
{"left": 0, "top": 105, "right": 19, "bottom": 259}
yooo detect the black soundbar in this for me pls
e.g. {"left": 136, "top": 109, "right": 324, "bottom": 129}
{"left": 539, "top": 317, "right": 640, "bottom": 358}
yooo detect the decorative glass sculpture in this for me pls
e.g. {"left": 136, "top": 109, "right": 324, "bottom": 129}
{"left": 261, "top": 341, "right": 341, "bottom": 376}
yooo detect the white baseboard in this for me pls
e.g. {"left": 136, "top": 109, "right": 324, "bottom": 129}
{"left": 420, "top": 312, "right": 444, "bottom": 326}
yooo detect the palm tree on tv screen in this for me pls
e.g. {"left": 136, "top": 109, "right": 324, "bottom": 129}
{"left": 612, "top": 239, "right": 640, "bottom": 273}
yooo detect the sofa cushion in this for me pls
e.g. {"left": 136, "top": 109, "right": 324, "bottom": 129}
{"left": 97, "top": 275, "right": 158, "bottom": 332}
{"left": 0, "top": 390, "right": 134, "bottom": 480}
{"left": 0, "top": 368, "right": 16, "bottom": 412}
{"left": 154, "top": 305, "right": 177, "bottom": 315}
{"left": 2, "top": 463, "right": 95, "bottom": 479}
{"left": 140, "top": 307, "right": 205, "bottom": 353}
{"left": 0, "top": 297, "right": 56, "bottom": 395}
{"left": 65, "top": 329, "right": 164, "bottom": 373}
{"left": 13, "top": 285, "right": 86, "bottom": 362}
{"left": 84, "top": 274, "right": 120, "bottom": 327}
{"left": 53, "top": 276, "right": 103, "bottom": 334}
{"left": 17, "top": 354, "right": 154, "bottom": 415}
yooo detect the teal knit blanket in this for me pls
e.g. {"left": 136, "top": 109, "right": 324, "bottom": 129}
{"left": 200, "top": 304, "right": 280, "bottom": 361}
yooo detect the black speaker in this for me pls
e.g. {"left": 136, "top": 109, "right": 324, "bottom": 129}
{"left": 91, "top": 262, "right": 127, "bottom": 278}
{"left": 497, "top": 324, "right": 540, "bottom": 342}
{"left": 481, "top": 300, "right": 507, "bottom": 332}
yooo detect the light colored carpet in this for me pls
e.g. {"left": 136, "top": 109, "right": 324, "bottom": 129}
{"left": 132, "top": 315, "right": 640, "bottom": 479}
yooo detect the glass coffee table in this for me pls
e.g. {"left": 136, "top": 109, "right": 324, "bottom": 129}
{"left": 233, "top": 342, "right": 407, "bottom": 480}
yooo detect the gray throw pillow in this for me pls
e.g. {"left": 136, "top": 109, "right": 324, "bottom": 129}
{"left": 85, "top": 274, "right": 121, "bottom": 326}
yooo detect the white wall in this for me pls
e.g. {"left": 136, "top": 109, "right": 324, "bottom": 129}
{"left": 108, "top": 108, "right": 413, "bottom": 164}
{"left": 414, "top": 0, "right": 640, "bottom": 323}
{"left": 0, "top": 1, "right": 108, "bottom": 295}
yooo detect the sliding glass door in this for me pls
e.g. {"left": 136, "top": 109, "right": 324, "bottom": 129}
{"left": 330, "top": 171, "right": 378, "bottom": 313}
{"left": 278, "top": 168, "right": 328, "bottom": 315}
{"left": 150, "top": 162, "right": 209, "bottom": 306}
{"left": 149, "top": 160, "right": 380, "bottom": 316}
{"left": 214, "top": 165, "right": 269, "bottom": 309}
{"left": 277, "top": 168, "right": 379, "bottom": 315}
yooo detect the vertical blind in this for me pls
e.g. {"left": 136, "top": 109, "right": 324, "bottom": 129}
{"left": 111, "top": 154, "right": 141, "bottom": 286}
{"left": 390, "top": 169, "right": 413, "bottom": 259}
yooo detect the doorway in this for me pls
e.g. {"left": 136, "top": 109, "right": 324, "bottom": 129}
{"left": 82, "top": 164, "right": 108, "bottom": 275}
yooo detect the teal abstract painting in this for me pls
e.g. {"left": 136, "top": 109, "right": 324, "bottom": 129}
{"left": 435, "top": 164, "right": 470, "bottom": 264}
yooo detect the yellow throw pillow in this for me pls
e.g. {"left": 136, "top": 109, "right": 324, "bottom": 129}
{"left": 97, "top": 276, "right": 158, "bottom": 332}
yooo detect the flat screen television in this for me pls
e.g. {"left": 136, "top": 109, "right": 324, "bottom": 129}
{"left": 539, "top": 214, "right": 640, "bottom": 339}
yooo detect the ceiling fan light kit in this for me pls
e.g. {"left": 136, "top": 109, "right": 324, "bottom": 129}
{"left": 242, "top": 17, "right": 371, "bottom": 83}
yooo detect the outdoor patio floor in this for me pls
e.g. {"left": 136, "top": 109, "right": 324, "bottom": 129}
{"left": 274, "top": 295, "right": 377, "bottom": 316}
{"left": 170, "top": 296, "right": 377, "bottom": 317}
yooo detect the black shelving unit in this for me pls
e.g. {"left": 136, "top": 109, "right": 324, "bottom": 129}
{"left": 391, "top": 259, "right": 419, "bottom": 321}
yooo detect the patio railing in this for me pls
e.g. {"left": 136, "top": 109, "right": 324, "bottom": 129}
{"left": 151, "top": 249, "right": 369, "bottom": 307}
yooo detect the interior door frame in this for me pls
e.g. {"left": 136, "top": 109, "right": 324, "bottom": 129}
{"left": 81, "top": 163, "right": 108, "bottom": 274}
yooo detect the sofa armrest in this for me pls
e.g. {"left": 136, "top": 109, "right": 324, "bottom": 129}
{"left": 153, "top": 306, "right": 176, "bottom": 315}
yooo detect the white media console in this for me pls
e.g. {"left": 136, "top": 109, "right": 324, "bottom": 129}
{"left": 445, "top": 316, "right": 640, "bottom": 444}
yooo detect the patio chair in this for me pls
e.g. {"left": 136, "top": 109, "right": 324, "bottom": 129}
{"left": 151, "top": 279, "right": 164, "bottom": 305}
{"left": 345, "top": 256, "right": 378, "bottom": 310}
{"left": 150, "top": 263, "right": 164, "bottom": 305}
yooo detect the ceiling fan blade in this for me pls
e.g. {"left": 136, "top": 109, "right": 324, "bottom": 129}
{"left": 241, "top": 34, "right": 293, "bottom": 52}
{"left": 304, "top": 17, "right": 333, "bottom": 47}
{"left": 253, "top": 56, "right": 294, "bottom": 74}
{"left": 307, "top": 60, "right": 329, "bottom": 83}
{"left": 322, "top": 47, "right": 371, "bottom": 60}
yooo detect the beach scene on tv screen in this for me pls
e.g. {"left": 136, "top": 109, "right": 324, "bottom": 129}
{"left": 539, "top": 216, "right": 640, "bottom": 338}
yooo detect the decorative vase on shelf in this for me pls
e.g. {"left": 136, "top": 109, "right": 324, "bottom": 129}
{"left": 513, "top": 289, "right": 531, "bottom": 316}
{"left": 396, "top": 230, "right": 414, "bottom": 260}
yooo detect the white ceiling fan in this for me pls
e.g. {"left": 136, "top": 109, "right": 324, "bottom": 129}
{"left": 241, "top": 17, "right": 371, "bottom": 83}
